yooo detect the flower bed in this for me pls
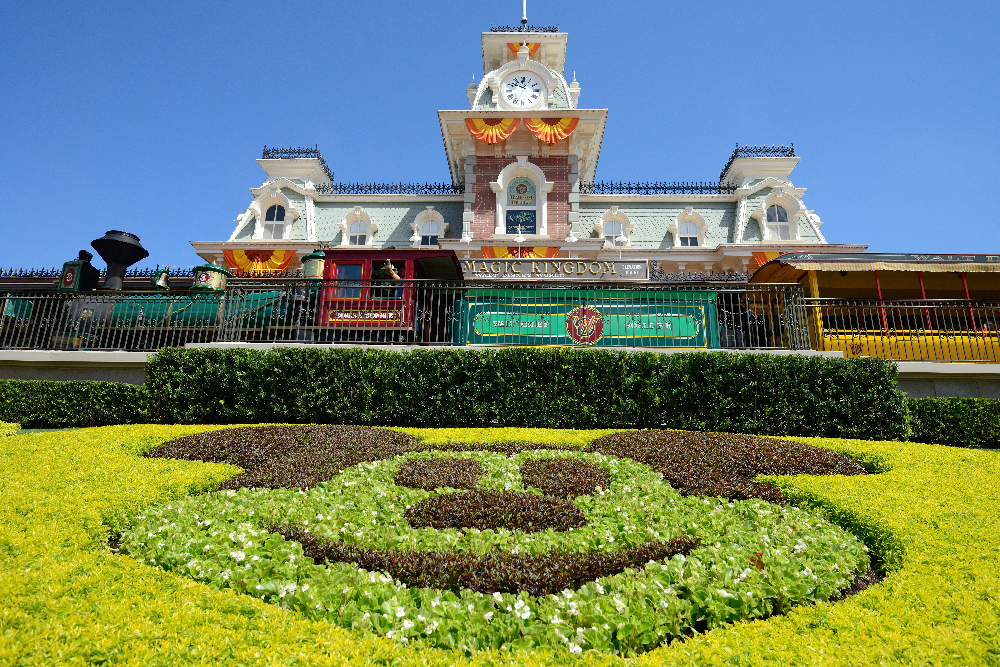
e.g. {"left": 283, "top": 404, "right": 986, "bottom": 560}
{"left": 1, "top": 425, "right": 998, "bottom": 665}
{"left": 125, "top": 427, "right": 871, "bottom": 654}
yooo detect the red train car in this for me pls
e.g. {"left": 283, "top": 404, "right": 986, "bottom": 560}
{"left": 319, "top": 248, "right": 463, "bottom": 343}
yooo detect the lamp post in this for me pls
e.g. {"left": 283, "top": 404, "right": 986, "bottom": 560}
{"left": 460, "top": 230, "right": 472, "bottom": 258}
{"left": 513, "top": 225, "right": 527, "bottom": 257}
{"left": 616, "top": 232, "right": 628, "bottom": 260}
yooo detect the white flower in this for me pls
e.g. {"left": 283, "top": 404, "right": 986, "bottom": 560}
{"left": 493, "top": 592, "right": 503, "bottom": 602}
{"left": 226, "top": 490, "right": 236, "bottom": 497}
{"left": 402, "top": 619, "right": 414, "bottom": 630}
{"left": 595, "top": 583, "right": 605, "bottom": 594}
{"left": 396, "top": 607, "right": 406, "bottom": 618}
{"left": 568, "top": 642, "right": 582, "bottom": 654}
{"left": 230, "top": 551, "right": 246, "bottom": 562}
{"left": 613, "top": 596, "right": 626, "bottom": 612}
{"left": 484, "top": 611, "right": 494, "bottom": 621}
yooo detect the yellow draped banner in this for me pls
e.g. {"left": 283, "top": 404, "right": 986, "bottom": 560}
{"left": 523, "top": 117, "right": 579, "bottom": 146}
{"left": 481, "top": 246, "right": 560, "bottom": 259}
{"left": 223, "top": 249, "right": 295, "bottom": 275}
{"left": 507, "top": 42, "right": 541, "bottom": 56}
{"left": 465, "top": 118, "right": 520, "bottom": 145}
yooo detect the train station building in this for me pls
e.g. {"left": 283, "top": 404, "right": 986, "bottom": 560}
{"left": 191, "top": 23, "right": 865, "bottom": 282}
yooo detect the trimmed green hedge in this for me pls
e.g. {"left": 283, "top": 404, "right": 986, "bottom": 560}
{"left": 0, "top": 421, "right": 19, "bottom": 437}
{"left": 0, "top": 379, "right": 147, "bottom": 428}
{"left": 907, "top": 397, "right": 1000, "bottom": 448}
{"left": 143, "top": 347, "right": 908, "bottom": 441}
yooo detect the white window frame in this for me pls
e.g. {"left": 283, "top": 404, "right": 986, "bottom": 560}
{"left": 749, "top": 188, "right": 804, "bottom": 242}
{"left": 338, "top": 206, "right": 378, "bottom": 247}
{"left": 410, "top": 206, "right": 449, "bottom": 248}
{"left": 594, "top": 206, "right": 634, "bottom": 248}
{"left": 489, "top": 156, "right": 554, "bottom": 237}
{"left": 246, "top": 187, "right": 299, "bottom": 240}
{"left": 667, "top": 207, "right": 708, "bottom": 248}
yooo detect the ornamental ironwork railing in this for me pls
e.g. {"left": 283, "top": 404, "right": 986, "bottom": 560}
{"left": 580, "top": 181, "right": 738, "bottom": 195}
{"left": 490, "top": 25, "right": 560, "bottom": 32}
{"left": 313, "top": 182, "right": 465, "bottom": 195}
{"left": 1, "top": 282, "right": 810, "bottom": 351}
{"left": 719, "top": 143, "right": 795, "bottom": 183}
{"left": 261, "top": 145, "right": 335, "bottom": 182}
{"left": 803, "top": 298, "right": 1000, "bottom": 362}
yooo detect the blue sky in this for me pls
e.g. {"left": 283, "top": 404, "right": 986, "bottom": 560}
{"left": 2, "top": 0, "right": 998, "bottom": 271}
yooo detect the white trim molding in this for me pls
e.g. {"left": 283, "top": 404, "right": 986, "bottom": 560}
{"left": 667, "top": 207, "right": 709, "bottom": 248}
{"left": 247, "top": 187, "right": 300, "bottom": 240}
{"left": 594, "top": 206, "right": 634, "bottom": 247}
{"left": 749, "top": 188, "right": 805, "bottom": 242}
{"left": 489, "top": 156, "right": 554, "bottom": 237}
{"left": 410, "top": 206, "right": 449, "bottom": 248}
{"left": 338, "top": 206, "right": 378, "bottom": 247}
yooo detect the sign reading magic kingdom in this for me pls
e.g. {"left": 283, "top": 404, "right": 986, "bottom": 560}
{"left": 460, "top": 259, "right": 648, "bottom": 280}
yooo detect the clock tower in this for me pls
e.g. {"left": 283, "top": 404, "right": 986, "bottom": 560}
{"left": 438, "top": 26, "right": 607, "bottom": 244}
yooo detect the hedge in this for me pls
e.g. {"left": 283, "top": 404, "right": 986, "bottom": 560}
{"left": 143, "top": 347, "right": 909, "bottom": 441}
{"left": 0, "top": 421, "right": 19, "bottom": 437}
{"left": 0, "top": 379, "right": 147, "bottom": 428}
{"left": 1, "top": 426, "right": 998, "bottom": 664}
{"left": 906, "top": 397, "right": 1000, "bottom": 448}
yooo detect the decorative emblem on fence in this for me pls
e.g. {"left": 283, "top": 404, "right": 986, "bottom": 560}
{"left": 566, "top": 306, "right": 604, "bottom": 345}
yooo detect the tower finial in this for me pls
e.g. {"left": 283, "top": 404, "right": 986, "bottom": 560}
{"left": 521, "top": 0, "right": 527, "bottom": 31}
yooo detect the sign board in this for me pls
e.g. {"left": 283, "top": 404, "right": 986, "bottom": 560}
{"left": 454, "top": 290, "right": 717, "bottom": 347}
{"left": 461, "top": 259, "right": 648, "bottom": 281}
{"left": 505, "top": 210, "right": 536, "bottom": 234}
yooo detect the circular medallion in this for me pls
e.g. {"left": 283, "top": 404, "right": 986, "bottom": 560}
{"left": 566, "top": 306, "right": 604, "bottom": 345}
{"left": 515, "top": 183, "right": 528, "bottom": 195}
{"left": 62, "top": 268, "right": 76, "bottom": 287}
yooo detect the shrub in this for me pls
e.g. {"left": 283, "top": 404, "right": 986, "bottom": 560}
{"left": 394, "top": 458, "right": 484, "bottom": 491}
{"left": 4, "top": 426, "right": 1000, "bottom": 663}
{"left": 0, "top": 421, "right": 19, "bottom": 437}
{"left": 0, "top": 378, "right": 147, "bottom": 428}
{"left": 143, "top": 347, "right": 908, "bottom": 440}
{"left": 906, "top": 397, "right": 1000, "bottom": 448}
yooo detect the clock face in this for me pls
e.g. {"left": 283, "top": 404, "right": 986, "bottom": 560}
{"left": 503, "top": 74, "right": 542, "bottom": 107}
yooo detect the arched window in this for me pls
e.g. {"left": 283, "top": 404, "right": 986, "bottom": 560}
{"left": 420, "top": 220, "right": 440, "bottom": 246}
{"left": 766, "top": 205, "right": 790, "bottom": 240}
{"left": 348, "top": 220, "right": 367, "bottom": 245}
{"left": 604, "top": 219, "right": 625, "bottom": 246}
{"left": 678, "top": 220, "right": 699, "bottom": 247}
{"left": 263, "top": 205, "right": 286, "bottom": 239}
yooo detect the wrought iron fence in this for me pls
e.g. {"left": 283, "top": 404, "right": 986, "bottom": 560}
{"left": 719, "top": 144, "right": 795, "bottom": 183}
{"left": 580, "top": 182, "right": 738, "bottom": 195}
{"left": 261, "top": 145, "right": 334, "bottom": 182}
{"left": 0, "top": 291, "right": 222, "bottom": 351}
{"left": 804, "top": 298, "right": 1000, "bottom": 362}
{"left": 490, "top": 24, "right": 560, "bottom": 32}
{"left": 0, "top": 283, "right": 809, "bottom": 351}
{"left": 313, "top": 182, "right": 465, "bottom": 196}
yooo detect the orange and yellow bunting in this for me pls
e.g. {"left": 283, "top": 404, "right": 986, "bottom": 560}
{"left": 523, "top": 117, "right": 579, "bottom": 146}
{"left": 465, "top": 118, "right": 520, "bottom": 145}
{"left": 223, "top": 249, "right": 295, "bottom": 275}
{"left": 481, "top": 246, "right": 561, "bottom": 259}
{"left": 507, "top": 42, "right": 541, "bottom": 56}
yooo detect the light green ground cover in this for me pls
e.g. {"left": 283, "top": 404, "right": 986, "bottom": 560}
{"left": 0, "top": 425, "right": 998, "bottom": 665}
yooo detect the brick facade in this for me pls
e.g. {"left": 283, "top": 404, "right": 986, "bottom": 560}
{"left": 472, "top": 156, "right": 571, "bottom": 239}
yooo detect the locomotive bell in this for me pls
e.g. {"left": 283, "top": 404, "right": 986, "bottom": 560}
{"left": 90, "top": 230, "right": 149, "bottom": 290}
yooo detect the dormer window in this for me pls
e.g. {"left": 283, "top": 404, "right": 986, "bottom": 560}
{"left": 678, "top": 221, "right": 699, "bottom": 247}
{"left": 420, "top": 220, "right": 440, "bottom": 246}
{"left": 262, "top": 205, "right": 286, "bottom": 239}
{"left": 605, "top": 220, "right": 625, "bottom": 246}
{"left": 766, "top": 205, "right": 790, "bottom": 240}
{"left": 596, "top": 207, "right": 633, "bottom": 248}
{"left": 348, "top": 221, "right": 367, "bottom": 245}
{"left": 339, "top": 207, "right": 378, "bottom": 247}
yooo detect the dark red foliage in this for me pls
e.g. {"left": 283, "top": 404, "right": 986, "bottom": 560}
{"left": 273, "top": 524, "right": 697, "bottom": 596}
{"left": 394, "top": 458, "right": 484, "bottom": 491}
{"left": 587, "top": 430, "right": 867, "bottom": 503}
{"left": 404, "top": 490, "right": 587, "bottom": 533}
{"left": 520, "top": 458, "right": 610, "bottom": 499}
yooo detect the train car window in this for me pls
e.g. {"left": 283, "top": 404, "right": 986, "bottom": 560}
{"left": 334, "top": 264, "right": 362, "bottom": 299}
{"left": 766, "top": 205, "right": 791, "bottom": 241}
{"left": 372, "top": 260, "right": 404, "bottom": 300}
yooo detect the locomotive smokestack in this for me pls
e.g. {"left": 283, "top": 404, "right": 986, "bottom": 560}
{"left": 90, "top": 230, "right": 149, "bottom": 290}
